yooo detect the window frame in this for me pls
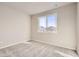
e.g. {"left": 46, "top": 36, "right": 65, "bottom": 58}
{"left": 38, "top": 13, "right": 57, "bottom": 33}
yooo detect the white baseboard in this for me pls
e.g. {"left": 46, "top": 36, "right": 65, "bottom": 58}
{"left": 33, "top": 39, "right": 76, "bottom": 50}
{"left": 0, "top": 40, "right": 30, "bottom": 49}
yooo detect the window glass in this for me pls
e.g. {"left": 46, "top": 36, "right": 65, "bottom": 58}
{"left": 38, "top": 13, "right": 57, "bottom": 32}
{"left": 38, "top": 16, "right": 46, "bottom": 32}
{"left": 47, "top": 15, "right": 57, "bottom": 31}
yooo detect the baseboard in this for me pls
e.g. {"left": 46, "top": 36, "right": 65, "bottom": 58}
{"left": 0, "top": 40, "right": 29, "bottom": 49}
{"left": 32, "top": 39, "right": 76, "bottom": 50}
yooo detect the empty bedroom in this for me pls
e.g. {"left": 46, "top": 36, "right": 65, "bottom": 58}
{"left": 0, "top": 2, "right": 79, "bottom": 57}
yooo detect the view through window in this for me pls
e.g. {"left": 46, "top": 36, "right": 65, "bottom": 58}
{"left": 38, "top": 13, "right": 57, "bottom": 32}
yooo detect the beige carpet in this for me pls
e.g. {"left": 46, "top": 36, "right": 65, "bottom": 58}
{"left": 0, "top": 40, "right": 78, "bottom": 57}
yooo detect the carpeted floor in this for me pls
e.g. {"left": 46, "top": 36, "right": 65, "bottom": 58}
{"left": 0, "top": 40, "right": 78, "bottom": 57}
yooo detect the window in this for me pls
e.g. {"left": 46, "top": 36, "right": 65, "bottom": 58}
{"left": 38, "top": 16, "right": 46, "bottom": 32}
{"left": 38, "top": 13, "right": 57, "bottom": 32}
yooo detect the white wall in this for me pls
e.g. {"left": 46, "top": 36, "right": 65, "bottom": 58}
{"left": 31, "top": 3, "right": 77, "bottom": 50}
{"left": 77, "top": 3, "right": 79, "bottom": 55}
{"left": 0, "top": 6, "right": 31, "bottom": 48}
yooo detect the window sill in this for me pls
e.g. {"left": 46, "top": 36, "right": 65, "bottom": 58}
{"left": 37, "top": 31, "right": 57, "bottom": 33}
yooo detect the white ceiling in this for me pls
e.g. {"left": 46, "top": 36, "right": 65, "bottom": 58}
{"left": 0, "top": 2, "right": 72, "bottom": 15}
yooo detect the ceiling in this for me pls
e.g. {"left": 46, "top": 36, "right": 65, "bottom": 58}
{"left": 0, "top": 2, "right": 72, "bottom": 15}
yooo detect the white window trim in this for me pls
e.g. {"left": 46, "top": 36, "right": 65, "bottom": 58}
{"left": 38, "top": 13, "right": 57, "bottom": 33}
